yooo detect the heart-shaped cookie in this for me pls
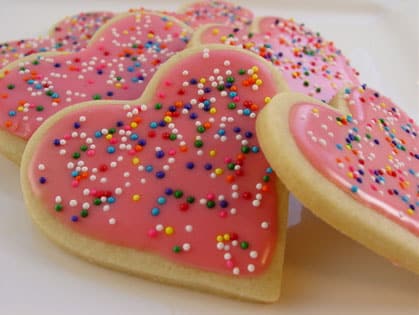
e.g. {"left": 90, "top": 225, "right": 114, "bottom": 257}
{"left": 256, "top": 87, "right": 419, "bottom": 274}
{"left": 21, "top": 45, "right": 289, "bottom": 302}
{"left": 0, "top": 12, "right": 114, "bottom": 69}
{"left": 192, "top": 16, "right": 359, "bottom": 103}
{"left": 0, "top": 11, "right": 191, "bottom": 164}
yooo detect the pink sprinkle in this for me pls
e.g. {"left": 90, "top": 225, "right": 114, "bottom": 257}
{"left": 90, "top": 189, "right": 97, "bottom": 196}
{"left": 164, "top": 81, "right": 172, "bottom": 86}
{"left": 206, "top": 193, "right": 215, "bottom": 200}
{"left": 87, "top": 150, "right": 95, "bottom": 156}
{"left": 128, "top": 149, "right": 136, "bottom": 155}
{"left": 168, "top": 149, "right": 176, "bottom": 156}
{"left": 226, "top": 260, "right": 234, "bottom": 269}
{"left": 219, "top": 210, "right": 228, "bottom": 218}
{"left": 158, "top": 92, "right": 165, "bottom": 99}
{"left": 63, "top": 134, "right": 71, "bottom": 140}
{"left": 233, "top": 96, "right": 240, "bottom": 102}
{"left": 109, "top": 138, "right": 117, "bottom": 144}
{"left": 224, "top": 157, "right": 232, "bottom": 163}
{"left": 87, "top": 79, "right": 94, "bottom": 84}
{"left": 148, "top": 228, "right": 157, "bottom": 238}
{"left": 71, "top": 180, "right": 79, "bottom": 188}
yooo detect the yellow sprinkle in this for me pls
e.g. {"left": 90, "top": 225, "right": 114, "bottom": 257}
{"left": 165, "top": 21, "right": 173, "bottom": 28}
{"left": 216, "top": 235, "right": 223, "bottom": 242}
{"left": 264, "top": 97, "right": 271, "bottom": 104}
{"left": 164, "top": 116, "right": 172, "bottom": 123}
{"left": 17, "top": 106, "right": 24, "bottom": 112}
{"left": 199, "top": 78, "right": 206, "bottom": 84}
{"left": 312, "top": 108, "right": 319, "bottom": 114}
{"left": 132, "top": 194, "right": 141, "bottom": 201}
{"left": 407, "top": 209, "right": 414, "bottom": 216}
{"left": 256, "top": 79, "right": 263, "bottom": 86}
{"left": 209, "top": 150, "right": 216, "bottom": 157}
{"left": 215, "top": 168, "right": 224, "bottom": 176}
{"left": 0, "top": 72, "right": 4, "bottom": 79}
{"left": 115, "top": 83, "right": 122, "bottom": 88}
{"left": 122, "top": 30, "right": 129, "bottom": 35}
{"left": 251, "top": 66, "right": 259, "bottom": 73}
{"left": 212, "top": 28, "right": 220, "bottom": 35}
{"left": 345, "top": 144, "right": 352, "bottom": 150}
{"left": 251, "top": 74, "right": 258, "bottom": 80}
{"left": 147, "top": 33, "right": 154, "bottom": 39}
{"left": 223, "top": 233, "right": 230, "bottom": 241}
{"left": 132, "top": 157, "right": 140, "bottom": 165}
{"left": 209, "top": 107, "right": 217, "bottom": 114}
{"left": 165, "top": 226, "right": 174, "bottom": 235}
{"left": 220, "top": 35, "right": 227, "bottom": 43}
{"left": 130, "top": 122, "right": 138, "bottom": 128}
{"left": 105, "top": 134, "right": 112, "bottom": 140}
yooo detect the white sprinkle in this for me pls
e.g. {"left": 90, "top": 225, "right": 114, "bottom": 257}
{"left": 247, "top": 264, "right": 255, "bottom": 272}
{"left": 250, "top": 251, "right": 258, "bottom": 259}
{"left": 224, "top": 253, "right": 232, "bottom": 260}
{"left": 109, "top": 218, "right": 116, "bottom": 225}
{"left": 185, "top": 225, "right": 193, "bottom": 232}
{"left": 38, "top": 164, "right": 46, "bottom": 171}
{"left": 156, "top": 224, "right": 164, "bottom": 232}
{"left": 182, "top": 243, "right": 191, "bottom": 251}
{"left": 261, "top": 221, "right": 269, "bottom": 229}
{"left": 69, "top": 200, "right": 78, "bottom": 207}
{"left": 232, "top": 267, "right": 240, "bottom": 275}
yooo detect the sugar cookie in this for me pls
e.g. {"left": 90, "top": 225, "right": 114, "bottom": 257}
{"left": 0, "top": 11, "right": 191, "bottom": 164}
{"left": 256, "top": 87, "right": 419, "bottom": 274}
{"left": 21, "top": 45, "right": 289, "bottom": 302}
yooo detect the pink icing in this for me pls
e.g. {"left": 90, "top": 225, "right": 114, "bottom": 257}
{"left": 175, "top": 0, "right": 253, "bottom": 28}
{"left": 289, "top": 87, "right": 419, "bottom": 236}
{"left": 0, "top": 12, "right": 190, "bottom": 140}
{"left": 199, "top": 16, "right": 359, "bottom": 102}
{"left": 0, "top": 12, "right": 114, "bottom": 69}
{"left": 27, "top": 48, "right": 284, "bottom": 276}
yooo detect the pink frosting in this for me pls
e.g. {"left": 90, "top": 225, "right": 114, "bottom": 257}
{"left": 0, "top": 12, "right": 114, "bottom": 69}
{"left": 199, "top": 16, "right": 359, "bottom": 102}
{"left": 289, "top": 87, "right": 419, "bottom": 236}
{"left": 27, "top": 48, "right": 284, "bottom": 276}
{"left": 0, "top": 12, "right": 191, "bottom": 140}
{"left": 170, "top": 0, "right": 253, "bottom": 28}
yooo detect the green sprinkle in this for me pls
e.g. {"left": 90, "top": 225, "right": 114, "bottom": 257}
{"left": 173, "top": 245, "right": 182, "bottom": 253}
{"left": 154, "top": 103, "right": 163, "bottom": 110}
{"left": 241, "top": 145, "right": 251, "bottom": 154}
{"left": 72, "top": 152, "right": 81, "bottom": 159}
{"left": 80, "top": 145, "right": 88, "bottom": 152}
{"left": 238, "top": 69, "right": 246, "bottom": 75}
{"left": 174, "top": 190, "right": 184, "bottom": 199}
{"left": 55, "top": 204, "right": 63, "bottom": 212}
{"left": 36, "top": 105, "right": 44, "bottom": 112}
{"left": 197, "top": 126, "right": 206, "bottom": 133}
{"left": 7, "top": 84, "right": 15, "bottom": 90}
{"left": 186, "top": 196, "right": 195, "bottom": 204}
{"left": 228, "top": 102, "right": 236, "bottom": 110}
{"left": 80, "top": 209, "right": 89, "bottom": 218}
{"left": 92, "top": 94, "right": 102, "bottom": 100}
{"left": 93, "top": 198, "right": 102, "bottom": 206}
{"left": 206, "top": 200, "right": 216, "bottom": 208}
{"left": 194, "top": 139, "right": 203, "bottom": 148}
{"left": 240, "top": 241, "right": 249, "bottom": 249}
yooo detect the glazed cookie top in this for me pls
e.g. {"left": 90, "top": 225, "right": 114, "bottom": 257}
{"left": 0, "top": 11, "right": 191, "bottom": 140}
{"left": 289, "top": 86, "right": 418, "bottom": 235}
{"left": 175, "top": 0, "right": 253, "bottom": 28}
{"left": 26, "top": 46, "right": 288, "bottom": 276}
{"left": 197, "top": 16, "right": 359, "bottom": 102}
{"left": 0, "top": 12, "right": 114, "bottom": 68}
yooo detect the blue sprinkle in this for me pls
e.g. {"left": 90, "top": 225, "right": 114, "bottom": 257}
{"left": 149, "top": 122, "right": 158, "bottom": 129}
{"left": 151, "top": 207, "right": 160, "bottom": 216}
{"left": 53, "top": 139, "right": 60, "bottom": 146}
{"left": 71, "top": 215, "right": 78, "bottom": 222}
{"left": 219, "top": 200, "right": 229, "bottom": 208}
{"left": 145, "top": 165, "right": 153, "bottom": 172}
{"left": 186, "top": 162, "right": 195, "bottom": 169}
{"left": 94, "top": 131, "right": 102, "bottom": 138}
{"left": 107, "top": 146, "right": 116, "bottom": 154}
{"left": 8, "top": 111, "right": 16, "bottom": 117}
{"left": 130, "top": 134, "right": 139, "bottom": 141}
{"left": 108, "top": 197, "right": 116, "bottom": 204}
{"left": 156, "top": 150, "right": 165, "bottom": 159}
{"left": 156, "top": 171, "right": 165, "bottom": 179}
{"left": 204, "top": 163, "right": 213, "bottom": 170}
{"left": 350, "top": 186, "right": 358, "bottom": 193}
{"left": 157, "top": 197, "right": 166, "bottom": 205}
{"left": 39, "top": 177, "right": 47, "bottom": 184}
{"left": 266, "top": 167, "right": 273, "bottom": 174}
{"left": 165, "top": 188, "right": 173, "bottom": 195}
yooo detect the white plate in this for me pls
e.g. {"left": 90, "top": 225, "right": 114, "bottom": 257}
{"left": 0, "top": 1, "right": 418, "bottom": 314}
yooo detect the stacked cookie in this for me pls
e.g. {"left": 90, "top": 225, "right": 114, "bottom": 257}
{"left": 0, "top": 0, "right": 417, "bottom": 303}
